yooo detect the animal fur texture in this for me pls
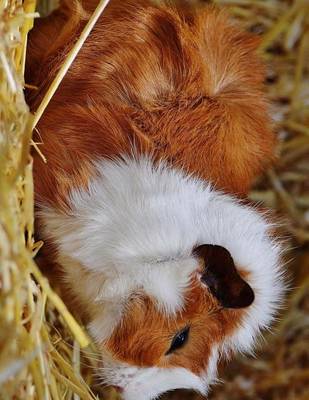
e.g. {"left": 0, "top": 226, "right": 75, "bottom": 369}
{"left": 26, "top": 1, "right": 285, "bottom": 398}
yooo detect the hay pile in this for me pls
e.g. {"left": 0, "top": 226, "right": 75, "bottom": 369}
{"left": 0, "top": 1, "right": 308, "bottom": 400}
{"left": 0, "top": 1, "right": 99, "bottom": 399}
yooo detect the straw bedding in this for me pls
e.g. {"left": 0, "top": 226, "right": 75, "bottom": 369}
{"left": 0, "top": 1, "right": 308, "bottom": 399}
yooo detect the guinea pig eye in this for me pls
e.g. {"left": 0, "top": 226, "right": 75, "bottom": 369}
{"left": 165, "top": 326, "right": 190, "bottom": 355}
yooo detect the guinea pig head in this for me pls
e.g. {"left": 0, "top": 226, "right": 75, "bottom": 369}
{"left": 98, "top": 245, "right": 256, "bottom": 399}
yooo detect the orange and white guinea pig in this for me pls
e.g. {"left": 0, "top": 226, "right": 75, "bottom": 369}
{"left": 26, "top": 0, "right": 285, "bottom": 398}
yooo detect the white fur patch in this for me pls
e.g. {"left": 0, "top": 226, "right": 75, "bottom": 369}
{"left": 96, "top": 350, "right": 215, "bottom": 400}
{"left": 38, "top": 156, "right": 284, "bottom": 397}
{"left": 113, "top": 367, "right": 204, "bottom": 400}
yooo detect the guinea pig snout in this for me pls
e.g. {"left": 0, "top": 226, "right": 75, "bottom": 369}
{"left": 112, "top": 385, "right": 124, "bottom": 393}
{"left": 193, "top": 244, "right": 255, "bottom": 309}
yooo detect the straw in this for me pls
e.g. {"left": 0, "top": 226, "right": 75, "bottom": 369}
{"left": 31, "top": 0, "right": 111, "bottom": 130}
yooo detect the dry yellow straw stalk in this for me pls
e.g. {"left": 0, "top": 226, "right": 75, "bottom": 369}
{"left": 31, "top": 0, "right": 111, "bottom": 130}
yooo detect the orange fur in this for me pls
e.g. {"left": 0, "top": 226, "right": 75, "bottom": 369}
{"left": 27, "top": 0, "right": 275, "bottom": 208}
{"left": 105, "top": 275, "right": 242, "bottom": 374}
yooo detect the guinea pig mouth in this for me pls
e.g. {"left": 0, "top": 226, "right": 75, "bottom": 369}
{"left": 194, "top": 244, "right": 255, "bottom": 309}
{"left": 112, "top": 385, "right": 124, "bottom": 393}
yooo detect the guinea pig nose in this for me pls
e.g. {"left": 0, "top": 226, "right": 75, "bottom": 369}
{"left": 112, "top": 385, "right": 124, "bottom": 393}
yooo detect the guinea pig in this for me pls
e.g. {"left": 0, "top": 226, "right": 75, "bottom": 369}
{"left": 26, "top": 0, "right": 285, "bottom": 399}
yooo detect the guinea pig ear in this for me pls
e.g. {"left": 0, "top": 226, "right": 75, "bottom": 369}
{"left": 193, "top": 244, "right": 255, "bottom": 309}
